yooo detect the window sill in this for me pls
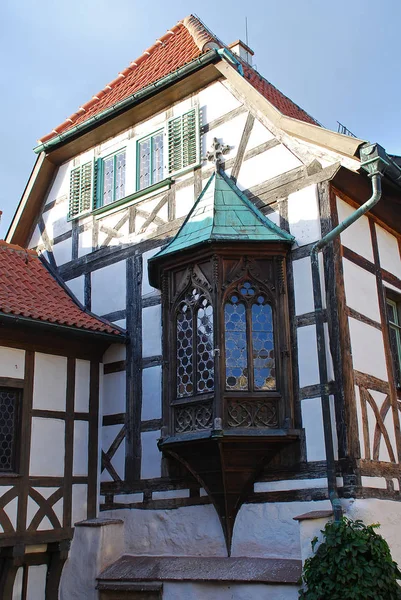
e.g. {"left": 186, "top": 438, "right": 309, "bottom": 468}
{"left": 0, "top": 472, "right": 22, "bottom": 478}
{"left": 93, "top": 178, "right": 172, "bottom": 220}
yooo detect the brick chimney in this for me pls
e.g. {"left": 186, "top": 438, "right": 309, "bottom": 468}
{"left": 228, "top": 40, "right": 254, "bottom": 65}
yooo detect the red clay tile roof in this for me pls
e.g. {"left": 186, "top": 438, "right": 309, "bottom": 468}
{"left": 242, "top": 64, "right": 319, "bottom": 126}
{"left": 39, "top": 15, "right": 318, "bottom": 144}
{"left": 0, "top": 241, "right": 122, "bottom": 336}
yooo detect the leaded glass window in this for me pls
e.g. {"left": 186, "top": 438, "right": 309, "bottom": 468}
{"left": 0, "top": 387, "right": 21, "bottom": 472}
{"left": 387, "top": 297, "right": 401, "bottom": 387}
{"left": 176, "top": 288, "right": 214, "bottom": 398}
{"left": 224, "top": 281, "right": 275, "bottom": 392}
{"left": 137, "top": 131, "right": 164, "bottom": 191}
{"left": 101, "top": 150, "right": 126, "bottom": 206}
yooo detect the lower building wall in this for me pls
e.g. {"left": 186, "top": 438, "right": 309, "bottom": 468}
{"left": 162, "top": 582, "right": 299, "bottom": 599}
{"left": 104, "top": 499, "right": 332, "bottom": 559}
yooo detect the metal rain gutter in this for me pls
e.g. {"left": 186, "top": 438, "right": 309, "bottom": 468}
{"left": 310, "top": 142, "right": 389, "bottom": 521}
{"left": 33, "top": 51, "right": 218, "bottom": 154}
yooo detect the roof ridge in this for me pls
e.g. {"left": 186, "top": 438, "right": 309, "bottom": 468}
{"left": 39, "top": 17, "right": 199, "bottom": 144}
{"left": 0, "top": 240, "right": 37, "bottom": 256}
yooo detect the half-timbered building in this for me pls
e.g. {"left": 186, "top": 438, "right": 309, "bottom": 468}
{"left": 3, "top": 14, "right": 401, "bottom": 599}
{"left": 0, "top": 240, "right": 124, "bottom": 598}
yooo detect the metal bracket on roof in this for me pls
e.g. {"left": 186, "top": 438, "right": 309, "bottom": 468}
{"left": 216, "top": 48, "right": 244, "bottom": 77}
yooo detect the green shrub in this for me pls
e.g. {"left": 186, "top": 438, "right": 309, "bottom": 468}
{"left": 299, "top": 517, "right": 401, "bottom": 600}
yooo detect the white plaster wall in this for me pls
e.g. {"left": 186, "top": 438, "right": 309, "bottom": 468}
{"left": 236, "top": 145, "right": 301, "bottom": 192}
{"left": 288, "top": 185, "right": 320, "bottom": 247}
{"left": 0, "top": 346, "right": 24, "bottom": 378}
{"left": 203, "top": 112, "right": 248, "bottom": 168}
{"left": 198, "top": 81, "right": 242, "bottom": 125}
{"left": 301, "top": 397, "right": 325, "bottom": 461}
{"left": 297, "top": 326, "right": 319, "bottom": 387}
{"left": 343, "top": 258, "right": 380, "bottom": 322}
{"left": 142, "top": 366, "right": 162, "bottom": 421}
{"left": 376, "top": 223, "right": 401, "bottom": 278}
{"left": 175, "top": 184, "right": 195, "bottom": 218}
{"left": 232, "top": 499, "right": 331, "bottom": 558}
{"left": 78, "top": 226, "right": 93, "bottom": 257}
{"left": 355, "top": 387, "right": 396, "bottom": 463}
{"left": 33, "top": 353, "right": 67, "bottom": 411}
{"left": 66, "top": 275, "right": 85, "bottom": 305}
{"left": 91, "top": 260, "right": 126, "bottom": 316}
{"left": 142, "top": 305, "right": 162, "bottom": 357}
{"left": 246, "top": 117, "right": 274, "bottom": 150}
{"left": 254, "top": 478, "right": 329, "bottom": 493}
{"left": 30, "top": 417, "right": 65, "bottom": 476}
{"left": 60, "top": 520, "right": 124, "bottom": 600}
{"left": 348, "top": 317, "right": 387, "bottom": 380}
{"left": 141, "top": 430, "right": 161, "bottom": 479}
{"left": 163, "top": 582, "right": 298, "bottom": 600}
{"left": 73, "top": 421, "right": 89, "bottom": 476}
{"left": 72, "top": 484, "right": 88, "bottom": 525}
{"left": 45, "top": 162, "right": 70, "bottom": 207}
{"left": 102, "top": 371, "right": 126, "bottom": 415}
{"left": 108, "top": 504, "right": 227, "bottom": 556}
{"left": 74, "top": 359, "right": 90, "bottom": 412}
{"left": 103, "top": 343, "right": 126, "bottom": 364}
{"left": 52, "top": 238, "right": 72, "bottom": 266}
{"left": 42, "top": 195, "right": 71, "bottom": 240}
{"left": 13, "top": 568, "right": 23, "bottom": 600}
{"left": 26, "top": 564, "right": 47, "bottom": 600}
{"left": 293, "top": 258, "right": 314, "bottom": 316}
{"left": 0, "top": 487, "right": 17, "bottom": 531}
{"left": 142, "top": 247, "right": 162, "bottom": 296}
{"left": 337, "top": 197, "right": 373, "bottom": 261}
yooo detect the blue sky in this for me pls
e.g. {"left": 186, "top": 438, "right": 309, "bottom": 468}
{"left": 1, "top": 0, "right": 400, "bottom": 237}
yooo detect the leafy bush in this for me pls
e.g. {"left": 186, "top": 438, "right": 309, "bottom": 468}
{"left": 299, "top": 517, "right": 401, "bottom": 600}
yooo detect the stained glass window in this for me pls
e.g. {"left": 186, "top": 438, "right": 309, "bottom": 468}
{"left": 225, "top": 297, "right": 248, "bottom": 390}
{"left": 176, "top": 288, "right": 214, "bottom": 398}
{"left": 252, "top": 297, "right": 275, "bottom": 390}
{"left": 138, "top": 131, "right": 164, "bottom": 191}
{"left": 224, "top": 281, "right": 275, "bottom": 392}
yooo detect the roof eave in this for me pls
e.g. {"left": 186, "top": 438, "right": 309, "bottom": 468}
{"left": 34, "top": 50, "right": 219, "bottom": 155}
{"left": 0, "top": 312, "right": 126, "bottom": 344}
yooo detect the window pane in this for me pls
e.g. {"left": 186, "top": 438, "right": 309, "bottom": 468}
{"left": 103, "top": 157, "right": 114, "bottom": 205}
{"left": 115, "top": 152, "right": 126, "bottom": 201}
{"left": 225, "top": 296, "right": 248, "bottom": 390}
{"left": 387, "top": 299, "right": 397, "bottom": 324}
{"left": 138, "top": 138, "right": 151, "bottom": 190}
{"left": 0, "top": 388, "right": 19, "bottom": 472}
{"left": 177, "top": 300, "right": 194, "bottom": 398}
{"left": 152, "top": 132, "right": 164, "bottom": 184}
{"left": 197, "top": 297, "right": 214, "bottom": 394}
{"left": 252, "top": 297, "right": 275, "bottom": 390}
{"left": 389, "top": 324, "right": 401, "bottom": 386}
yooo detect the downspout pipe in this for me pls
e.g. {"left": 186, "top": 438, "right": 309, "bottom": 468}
{"left": 310, "top": 142, "right": 389, "bottom": 522}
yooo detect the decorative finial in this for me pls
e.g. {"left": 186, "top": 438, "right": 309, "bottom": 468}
{"left": 205, "top": 137, "right": 230, "bottom": 171}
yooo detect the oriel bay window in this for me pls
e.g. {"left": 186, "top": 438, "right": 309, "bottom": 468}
{"left": 148, "top": 167, "right": 298, "bottom": 550}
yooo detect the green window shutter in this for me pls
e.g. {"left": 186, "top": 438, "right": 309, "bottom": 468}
{"left": 69, "top": 167, "right": 81, "bottom": 218}
{"left": 167, "top": 108, "right": 199, "bottom": 176}
{"left": 93, "top": 158, "right": 103, "bottom": 209}
{"left": 80, "top": 161, "right": 93, "bottom": 213}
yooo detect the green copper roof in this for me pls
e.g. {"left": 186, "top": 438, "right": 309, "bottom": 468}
{"left": 152, "top": 169, "right": 294, "bottom": 260}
